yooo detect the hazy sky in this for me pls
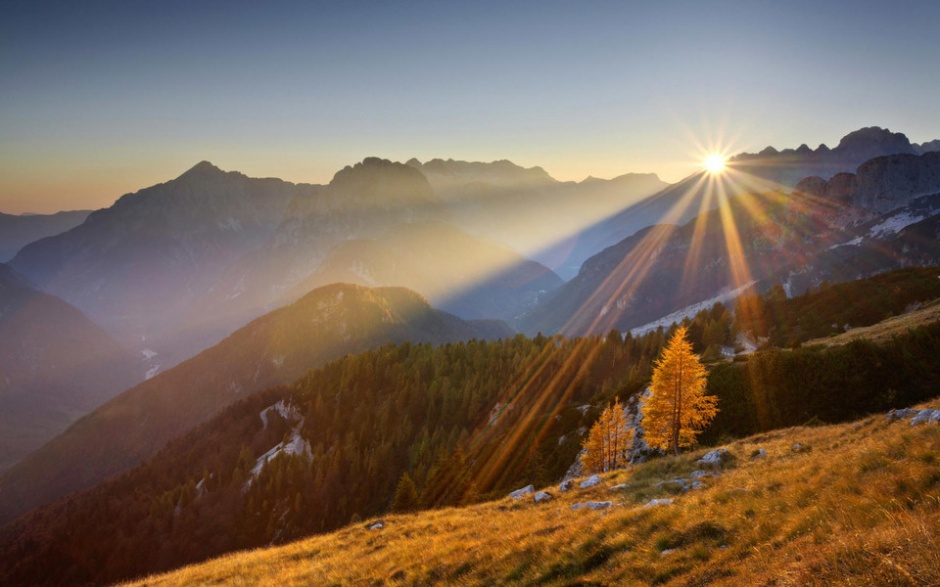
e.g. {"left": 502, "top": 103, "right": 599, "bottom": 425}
{"left": 3, "top": 0, "right": 940, "bottom": 214}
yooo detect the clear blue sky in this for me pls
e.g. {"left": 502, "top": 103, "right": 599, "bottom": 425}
{"left": 3, "top": 0, "right": 939, "bottom": 213}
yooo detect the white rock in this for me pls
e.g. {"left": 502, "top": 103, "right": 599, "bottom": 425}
{"left": 690, "top": 470, "right": 712, "bottom": 480}
{"left": 559, "top": 479, "right": 574, "bottom": 492}
{"left": 751, "top": 448, "right": 768, "bottom": 459}
{"left": 608, "top": 483, "right": 629, "bottom": 492}
{"left": 698, "top": 448, "right": 731, "bottom": 466}
{"left": 644, "top": 498, "right": 673, "bottom": 507}
{"left": 533, "top": 491, "right": 553, "bottom": 503}
{"left": 579, "top": 475, "right": 602, "bottom": 489}
{"left": 368, "top": 521, "right": 384, "bottom": 531}
{"left": 509, "top": 485, "right": 535, "bottom": 499}
{"left": 691, "top": 481, "right": 705, "bottom": 490}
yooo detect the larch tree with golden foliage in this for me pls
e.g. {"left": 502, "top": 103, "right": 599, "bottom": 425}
{"left": 642, "top": 325, "right": 717, "bottom": 455}
{"left": 581, "top": 398, "right": 633, "bottom": 473}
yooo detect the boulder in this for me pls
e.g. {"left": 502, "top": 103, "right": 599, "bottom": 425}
{"left": 690, "top": 470, "right": 712, "bottom": 480}
{"left": 571, "top": 501, "right": 613, "bottom": 511}
{"left": 368, "top": 521, "right": 385, "bottom": 531}
{"left": 608, "top": 483, "right": 629, "bottom": 492}
{"left": 750, "top": 448, "right": 767, "bottom": 460}
{"left": 533, "top": 491, "right": 553, "bottom": 504}
{"left": 579, "top": 475, "right": 602, "bottom": 489}
{"left": 644, "top": 498, "right": 673, "bottom": 507}
{"left": 886, "top": 408, "right": 919, "bottom": 422}
{"left": 698, "top": 448, "right": 731, "bottom": 466}
{"left": 691, "top": 481, "right": 705, "bottom": 490}
{"left": 911, "top": 409, "right": 940, "bottom": 426}
{"left": 509, "top": 485, "right": 535, "bottom": 499}
{"left": 559, "top": 479, "right": 574, "bottom": 493}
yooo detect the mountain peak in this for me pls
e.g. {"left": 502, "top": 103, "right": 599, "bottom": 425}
{"left": 834, "top": 126, "right": 914, "bottom": 154}
{"left": 177, "top": 160, "right": 226, "bottom": 181}
{"left": 329, "top": 157, "right": 434, "bottom": 198}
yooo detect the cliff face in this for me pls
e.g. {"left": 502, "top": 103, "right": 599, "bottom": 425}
{"left": 797, "top": 152, "right": 940, "bottom": 215}
{"left": 732, "top": 127, "right": 923, "bottom": 187}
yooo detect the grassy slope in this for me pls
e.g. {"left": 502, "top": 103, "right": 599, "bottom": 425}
{"left": 126, "top": 399, "right": 940, "bottom": 587}
{"left": 807, "top": 299, "right": 940, "bottom": 347}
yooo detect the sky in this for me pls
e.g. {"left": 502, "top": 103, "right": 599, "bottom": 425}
{"left": 3, "top": 0, "right": 940, "bottom": 214}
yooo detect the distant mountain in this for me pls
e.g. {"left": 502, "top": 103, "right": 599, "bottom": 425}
{"left": 10, "top": 162, "right": 306, "bottom": 367}
{"left": 0, "top": 210, "right": 91, "bottom": 262}
{"left": 180, "top": 158, "right": 448, "bottom": 352}
{"left": 521, "top": 151, "right": 940, "bottom": 336}
{"left": 554, "top": 128, "right": 940, "bottom": 285}
{"left": 407, "top": 158, "right": 668, "bottom": 279}
{"left": 0, "top": 283, "right": 511, "bottom": 526}
{"left": 730, "top": 126, "right": 932, "bottom": 187}
{"left": 0, "top": 263, "right": 137, "bottom": 471}
{"left": 291, "top": 221, "right": 562, "bottom": 324}
{"left": 407, "top": 157, "right": 557, "bottom": 193}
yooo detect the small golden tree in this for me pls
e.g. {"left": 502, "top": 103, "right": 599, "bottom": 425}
{"left": 581, "top": 398, "right": 633, "bottom": 473}
{"left": 643, "top": 325, "right": 717, "bottom": 455}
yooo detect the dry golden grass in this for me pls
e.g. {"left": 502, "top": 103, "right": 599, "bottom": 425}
{"left": 807, "top": 299, "right": 940, "bottom": 347}
{"left": 125, "top": 400, "right": 940, "bottom": 587}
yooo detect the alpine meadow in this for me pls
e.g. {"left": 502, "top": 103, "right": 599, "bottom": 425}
{"left": 3, "top": 2, "right": 940, "bottom": 586}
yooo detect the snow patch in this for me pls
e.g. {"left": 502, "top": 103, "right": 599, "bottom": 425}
{"left": 249, "top": 401, "right": 311, "bottom": 486}
{"left": 630, "top": 281, "right": 757, "bottom": 336}
{"left": 249, "top": 429, "right": 311, "bottom": 479}
{"left": 145, "top": 366, "right": 161, "bottom": 380}
{"left": 259, "top": 399, "right": 301, "bottom": 429}
{"left": 141, "top": 349, "right": 158, "bottom": 360}
{"left": 869, "top": 212, "right": 925, "bottom": 238}
{"left": 828, "top": 236, "right": 862, "bottom": 250}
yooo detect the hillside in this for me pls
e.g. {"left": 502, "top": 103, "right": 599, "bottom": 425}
{"left": 4, "top": 300, "right": 940, "bottom": 585}
{"left": 0, "top": 284, "right": 509, "bottom": 526}
{"left": 807, "top": 300, "right": 940, "bottom": 347}
{"left": 124, "top": 399, "right": 940, "bottom": 586}
{"left": 0, "top": 263, "right": 138, "bottom": 470}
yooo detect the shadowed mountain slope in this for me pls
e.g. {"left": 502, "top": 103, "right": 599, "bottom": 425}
{"left": 0, "top": 264, "right": 137, "bottom": 471}
{"left": 0, "top": 284, "right": 509, "bottom": 526}
{"left": 9, "top": 162, "right": 305, "bottom": 368}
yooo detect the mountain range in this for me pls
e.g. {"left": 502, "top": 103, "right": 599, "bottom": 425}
{"left": 521, "top": 150, "right": 940, "bottom": 336}
{"left": 2, "top": 125, "right": 940, "bottom": 584}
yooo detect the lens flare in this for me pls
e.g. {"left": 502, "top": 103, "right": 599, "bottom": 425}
{"left": 704, "top": 154, "right": 727, "bottom": 174}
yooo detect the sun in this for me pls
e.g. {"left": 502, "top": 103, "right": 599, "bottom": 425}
{"left": 703, "top": 154, "right": 727, "bottom": 174}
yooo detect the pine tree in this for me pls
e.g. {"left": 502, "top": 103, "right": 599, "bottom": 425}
{"left": 391, "top": 472, "right": 420, "bottom": 512}
{"left": 581, "top": 398, "right": 632, "bottom": 473}
{"left": 643, "top": 325, "right": 717, "bottom": 455}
